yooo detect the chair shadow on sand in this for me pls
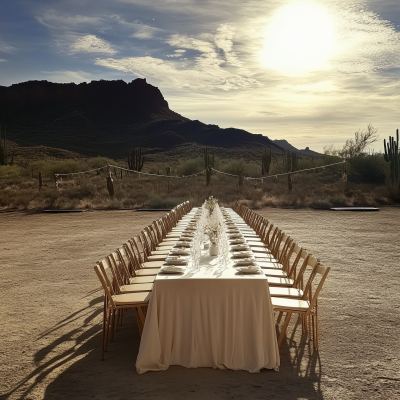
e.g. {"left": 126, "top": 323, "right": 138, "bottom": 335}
{"left": 2, "top": 291, "right": 324, "bottom": 400}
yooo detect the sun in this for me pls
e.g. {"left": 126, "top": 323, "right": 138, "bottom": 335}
{"left": 260, "top": 1, "right": 336, "bottom": 75}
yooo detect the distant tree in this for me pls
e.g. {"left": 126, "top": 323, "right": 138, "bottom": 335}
{"left": 324, "top": 124, "right": 379, "bottom": 158}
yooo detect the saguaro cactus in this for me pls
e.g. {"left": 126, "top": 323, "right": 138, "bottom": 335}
{"left": 206, "top": 165, "right": 212, "bottom": 186}
{"left": 261, "top": 148, "right": 272, "bottom": 175}
{"left": 203, "top": 147, "right": 214, "bottom": 169}
{"left": 238, "top": 173, "right": 244, "bottom": 187}
{"left": 283, "top": 151, "right": 298, "bottom": 190}
{"left": 384, "top": 129, "right": 399, "bottom": 188}
{"left": 128, "top": 145, "right": 146, "bottom": 171}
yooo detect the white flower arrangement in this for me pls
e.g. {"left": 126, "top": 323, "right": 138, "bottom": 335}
{"left": 204, "top": 219, "right": 222, "bottom": 245}
{"left": 204, "top": 196, "right": 218, "bottom": 214}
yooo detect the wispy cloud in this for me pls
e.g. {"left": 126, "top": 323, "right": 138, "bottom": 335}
{"left": 0, "top": 58, "right": 7, "bottom": 62}
{"left": 70, "top": 35, "right": 117, "bottom": 55}
{"left": 36, "top": 12, "right": 101, "bottom": 29}
{"left": 0, "top": 39, "right": 15, "bottom": 53}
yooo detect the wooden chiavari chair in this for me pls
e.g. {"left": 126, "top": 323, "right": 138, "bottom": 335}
{"left": 94, "top": 264, "right": 150, "bottom": 360}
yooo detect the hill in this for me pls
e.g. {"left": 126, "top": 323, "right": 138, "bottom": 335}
{"left": 273, "top": 139, "right": 322, "bottom": 157}
{"left": 0, "top": 79, "right": 289, "bottom": 160}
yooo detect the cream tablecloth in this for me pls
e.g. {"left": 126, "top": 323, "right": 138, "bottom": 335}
{"left": 136, "top": 249, "right": 280, "bottom": 373}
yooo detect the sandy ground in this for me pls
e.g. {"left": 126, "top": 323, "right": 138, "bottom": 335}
{"left": 1, "top": 207, "right": 399, "bottom": 400}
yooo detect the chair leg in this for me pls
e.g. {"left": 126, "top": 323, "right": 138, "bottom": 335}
{"left": 104, "top": 309, "right": 112, "bottom": 354}
{"left": 110, "top": 309, "right": 116, "bottom": 341}
{"left": 277, "top": 311, "right": 284, "bottom": 324}
{"left": 278, "top": 312, "right": 292, "bottom": 347}
{"left": 101, "top": 307, "right": 107, "bottom": 360}
{"left": 313, "top": 314, "right": 319, "bottom": 350}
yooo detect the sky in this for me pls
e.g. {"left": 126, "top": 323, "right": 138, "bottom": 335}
{"left": 0, "top": 0, "right": 399, "bottom": 152}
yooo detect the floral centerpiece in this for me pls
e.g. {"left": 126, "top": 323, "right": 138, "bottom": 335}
{"left": 204, "top": 219, "right": 222, "bottom": 245}
{"left": 204, "top": 196, "right": 218, "bottom": 214}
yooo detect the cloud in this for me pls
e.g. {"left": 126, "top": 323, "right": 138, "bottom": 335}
{"left": 166, "top": 49, "right": 186, "bottom": 58}
{"left": 331, "top": 4, "right": 400, "bottom": 73}
{"left": 93, "top": 24, "right": 261, "bottom": 90}
{"left": 70, "top": 35, "right": 117, "bottom": 54}
{"left": 95, "top": 55, "right": 260, "bottom": 90}
{"left": 132, "top": 23, "right": 163, "bottom": 39}
{"left": 36, "top": 12, "right": 101, "bottom": 29}
{"left": 0, "top": 58, "right": 7, "bottom": 62}
{"left": 0, "top": 39, "right": 15, "bottom": 53}
{"left": 214, "top": 24, "right": 240, "bottom": 66}
{"left": 42, "top": 70, "right": 97, "bottom": 83}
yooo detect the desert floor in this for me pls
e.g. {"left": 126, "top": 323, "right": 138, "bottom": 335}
{"left": 1, "top": 207, "right": 399, "bottom": 400}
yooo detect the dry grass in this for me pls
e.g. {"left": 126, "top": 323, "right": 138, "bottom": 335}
{"left": 0, "top": 162, "right": 397, "bottom": 210}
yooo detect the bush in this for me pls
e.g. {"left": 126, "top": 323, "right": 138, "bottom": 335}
{"left": 176, "top": 158, "right": 203, "bottom": 176}
{"left": 0, "top": 165, "right": 23, "bottom": 178}
{"left": 348, "top": 154, "right": 387, "bottom": 184}
{"left": 145, "top": 196, "right": 183, "bottom": 208}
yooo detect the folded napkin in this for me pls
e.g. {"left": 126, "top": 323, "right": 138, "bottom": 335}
{"left": 178, "top": 236, "right": 193, "bottom": 242}
{"left": 228, "top": 233, "right": 242, "bottom": 239}
{"left": 181, "top": 232, "right": 194, "bottom": 237}
{"left": 234, "top": 259, "right": 257, "bottom": 266}
{"left": 176, "top": 241, "right": 191, "bottom": 247}
{"left": 232, "top": 251, "right": 253, "bottom": 258}
{"left": 160, "top": 265, "right": 185, "bottom": 274}
{"left": 237, "top": 266, "right": 261, "bottom": 274}
{"left": 229, "top": 239, "right": 245, "bottom": 245}
{"left": 231, "top": 245, "right": 250, "bottom": 251}
{"left": 170, "top": 248, "right": 190, "bottom": 256}
{"left": 165, "top": 256, "right": 189, "bottom": 264}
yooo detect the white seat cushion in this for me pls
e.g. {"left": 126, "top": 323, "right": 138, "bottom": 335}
{"left": 271, "top": 297, "right": 309, "bottom": 311}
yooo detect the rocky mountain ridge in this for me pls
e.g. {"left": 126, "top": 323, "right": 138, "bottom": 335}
{"left": 0, "top": 79, "right": 320, "bottom": 160}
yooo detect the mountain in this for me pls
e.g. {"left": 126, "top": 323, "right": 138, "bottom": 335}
{"left": 0, "top": 79, "right": 287, "bottom": 160}
{"left": 273, "top": 140, "right": 322, "bottom": 157}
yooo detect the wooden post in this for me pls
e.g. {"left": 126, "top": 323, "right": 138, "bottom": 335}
{"left": 54, "top": 174, "right": 59, "bottom": 190}
{"left": 39, "top": 171, "right": 42, "bottom": 190}
{"left": 238, "top": 173, "right": 244, "bottom": 187}
{"left": 287, "top": 173, "right": 292, "bottom": 190}
{"left": 106, "top": 164, "right": 114, "bottom": 197}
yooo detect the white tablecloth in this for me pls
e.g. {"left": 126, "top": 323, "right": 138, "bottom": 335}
{"left": 136, "top": 249, "right": 280, "bottom": 373}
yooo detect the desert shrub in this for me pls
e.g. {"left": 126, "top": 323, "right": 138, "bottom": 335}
{"left": 106, "top": 200, "right": 123, "bottom": 209}
{"left": 86, "top": 157, "right": 116, "bottom": 169}
{"left": 28, "top": 159, "right": 87, "bottom": 179}
{"left": 145, "top": 195, "right": 183, "bottom": 208}
{"left": 176, "top": 157, "right": 203, "bottom": 176}
{"left": 310, "top": 199, "right": 332, "bottom": 208}
{"left": 327, "top": 195, "right": 348, "bottom": 206}
{"left": 0, "top": 165, "right": 23, "bottom": 178}
{"left": 65, "top": 182, "right": 98, "bottom": 200}
{"left": 347, "top": 154, "right": 387, "bottom": 184}
{"left": 222, "top": 159, "right": 260, "bottom": 176}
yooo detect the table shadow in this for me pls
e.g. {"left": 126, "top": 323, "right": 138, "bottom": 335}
{"left": 1, "top": 293, "right": 324, "bottom": 400}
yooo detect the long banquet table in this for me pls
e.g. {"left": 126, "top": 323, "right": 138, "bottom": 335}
{"left": 135, "top": 208, "right": 280, "bottom": 374}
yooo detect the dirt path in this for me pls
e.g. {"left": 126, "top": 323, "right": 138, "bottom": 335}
{"left": 1, "top": 208, "right": 399, "bottom": 400}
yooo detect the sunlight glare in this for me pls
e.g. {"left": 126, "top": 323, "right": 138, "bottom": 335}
{"left": 261, "top": 1, "right": 336, "bottom": 75}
